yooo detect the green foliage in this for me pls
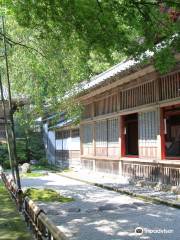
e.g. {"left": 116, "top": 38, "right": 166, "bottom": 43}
{"left": 0, "top": 140, "right": 27, "bottom": 169}
{"left": 24, "top": 187, "right": 74, "bottom": 202}
{"left": 154, "top": 47, "right": 177, "bottom": 74}
{"left": 0, "top": 133, "right": 46, "bottom": 169}
{"left": 4, "top": 0, "right": 179, "bottom": 56}
{"left": 14, "top": 107, "right": 46, "bottom": 163}
{"left": 0, "top": 143, "right": 10, "bottom": 169}
{"left": 16, "top": 139, "right": 27, "bottom": 163}
{"left": 28, "top": 132, "right": 46, "bottom": 161}
{"left": 0, "top": 1, "right": 179, "bottom": 118}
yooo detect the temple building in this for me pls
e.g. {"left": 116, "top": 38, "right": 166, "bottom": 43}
{"left": 44, "top": 53, "right": 180, "bottom": 185}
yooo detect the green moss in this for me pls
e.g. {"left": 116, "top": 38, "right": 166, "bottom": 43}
{"left": 0, "top": 181, "right": 32, "bottom": 240}
{"left": 21, "top": 172, "right": 44, "bottom": 178}
{"left": 63, "top": 168, "right": 72, "bottom": 172}
{"left": 24, "top": 188, "right": 74, "bottom": 203}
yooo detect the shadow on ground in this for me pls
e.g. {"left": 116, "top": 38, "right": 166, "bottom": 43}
{"left": 21, "top": 174, "right": 179, "bottom": 240}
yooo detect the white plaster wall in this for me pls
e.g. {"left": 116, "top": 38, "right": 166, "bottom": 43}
{"left": 47, "top": 130, "right": 56, "bottom": 164}
{"left": 70, "top": 137, "right": 80, "bottom": 150}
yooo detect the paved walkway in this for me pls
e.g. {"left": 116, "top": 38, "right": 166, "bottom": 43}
{"left": 22, "top": 173, "right": 180, "bottom": 240}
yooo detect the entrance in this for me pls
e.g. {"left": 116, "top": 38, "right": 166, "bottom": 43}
{"left": 122, "top": 113, "right": 138, "bottom": 156}
{"left": 163, "top": 105, "right": 180, "bottom": 159}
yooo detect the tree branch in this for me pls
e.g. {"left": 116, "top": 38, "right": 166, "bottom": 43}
{"left": 129, "top": 0, "right": 151, "bottom": 21}
{"left": 96, "top": 0, "right": 104, "bottom": 14}
{"left": 0, "top": 32, "right": 46, "bottom": 58}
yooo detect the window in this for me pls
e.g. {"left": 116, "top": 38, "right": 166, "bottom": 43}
{"left": 82, "top": 124, "right": 93, "bottom": 155}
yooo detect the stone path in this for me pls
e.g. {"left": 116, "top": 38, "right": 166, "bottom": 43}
{"left": 22, "top": 173, "right": 180, "bottom": 240}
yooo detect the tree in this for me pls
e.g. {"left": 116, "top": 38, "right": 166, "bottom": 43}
{"left": 0, "top": 0, "right": 179, "bottom": 116}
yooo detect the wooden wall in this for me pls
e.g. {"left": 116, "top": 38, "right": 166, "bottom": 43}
{"left": 82, "top": 69, "right": 180, "bottom": 119}
{"left": 80, "top": 69, "right": 180, "bottom": 178}
{"left": 55, "top": 128, "right": 80, "bottom": 169}
{"left": 122, "top": 160, "right": 180, "bottom": 186}
{"left": 82, "top": 123, "right": 93, "bottom": 155}
{"left": 81, "top": 117, "right": 119, "bottom": 158}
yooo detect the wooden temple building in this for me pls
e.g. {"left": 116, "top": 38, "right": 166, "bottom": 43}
{"left": 44, "top": 53, "right": 180, "bottom": 185}
{"left": 78, "top": 53, "right": 180, "bottom": 185}
{"left": 43, "top": 113, "right": 80, "bottom": 169}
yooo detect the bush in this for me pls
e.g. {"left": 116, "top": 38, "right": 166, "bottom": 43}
{"left": 0, "top": 143, "right": 10, "bottom": 169}
{"left": 27, "top": 132, "right": 46, "bottom": 161}
{"left": 16, "top": 139, "right": 27, "bottom": 163}
{"left": 0, "top": 132, "right": 46, "bottom": 169}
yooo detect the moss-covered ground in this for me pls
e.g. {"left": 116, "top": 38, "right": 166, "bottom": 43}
{"left": 0, "top": 181, "right": 32, "bottom": 240}
{"left": 21, "top": 172, "right": 45, "bottom": 178}
{"left": 24, "top": 187, "right": 74, "bottom": 203}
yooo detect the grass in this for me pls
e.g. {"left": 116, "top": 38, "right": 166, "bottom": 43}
{"left": 30, "top": 164, "right": 72, "bottom": 173}
{"left": 30, "top": 164, "right": 58, "bottom": 172}
{"left": 21, "top": 164, "right": 72, "bottom": 178}
{"left": 0, "top": 181, "right": 32, "bottom": 240}
{"left": 24, "top": 188, "right": 74, "bottom": 203}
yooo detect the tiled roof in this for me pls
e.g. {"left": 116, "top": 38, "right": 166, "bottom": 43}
{"left": 48, "top": 117, "right": 77, "bottom": 130}
{"left": 70, "top": 51, "right": 153, "bottom": 97}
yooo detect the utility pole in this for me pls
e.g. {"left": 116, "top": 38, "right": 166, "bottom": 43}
{"left": 0, "top": 73, "right": 16, "bottom": 182}
{"left": 1, "top": 16, "right": 21, "bottom": 189}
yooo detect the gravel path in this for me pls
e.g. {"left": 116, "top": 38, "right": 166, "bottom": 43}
{"left": 22, "top": 173, "right": 180, "bottom": 240}
{"left": 59, "top": 170, "right": 180, "bottom": 206}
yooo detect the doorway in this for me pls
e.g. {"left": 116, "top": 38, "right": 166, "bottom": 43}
{"left": 163, "top": 105, "right": 180, "bottom": 159}
{"left": 122, "top": 113, "right": 139, "bottom": 156}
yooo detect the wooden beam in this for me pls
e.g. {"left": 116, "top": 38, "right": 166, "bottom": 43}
{"left": 81, "top": 155, "right": 120, "bottom": 161}
{"left": 80, "top": 124, "right": 84, "bottom": 156}
{"left": 93, "top": 122, "right": 96, "bottom": 156}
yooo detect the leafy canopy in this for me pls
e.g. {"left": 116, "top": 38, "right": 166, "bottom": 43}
{"left": 0, "top": 0, "right": 179, "bottom": 117}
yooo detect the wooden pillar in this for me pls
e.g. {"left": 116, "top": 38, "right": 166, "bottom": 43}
{"left": 160, "top": 107, "right": 166, "bottom": 160}
{"left": 121, "top": 115, "right": 126, "bottom": 157}
{"left": 118, "top": 116, "right": 121, "bottom": 158}
{"left": 93, "top": 122, "right": 96, "bottom": 156}
{"left": 80, "top": 124, "right": 83, "bottom": 156}
{"left": 92, "top": 121, "right": 96, "bottom": 171}
{"left": 55, "top": 130, "right": 57, "bottom": 166}
{"left": 92, "top": 101, "right": 95, "bottom": 118}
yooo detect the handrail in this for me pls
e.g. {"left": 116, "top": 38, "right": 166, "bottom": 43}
{"left": 1, "top": 171, "right": 68, "bottom": 240}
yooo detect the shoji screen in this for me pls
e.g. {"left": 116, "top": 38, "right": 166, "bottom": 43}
{"left": 96, "top": 120, "right": 108, "bottom": 156}
{"left": 138, "top": 110, "right": 159, "bottom": 159}
{"left": 82, "top": 124, "right": 93, "bottom": 155}
{"left": 107, "top": 118, "right": 119, "bottom": 157}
